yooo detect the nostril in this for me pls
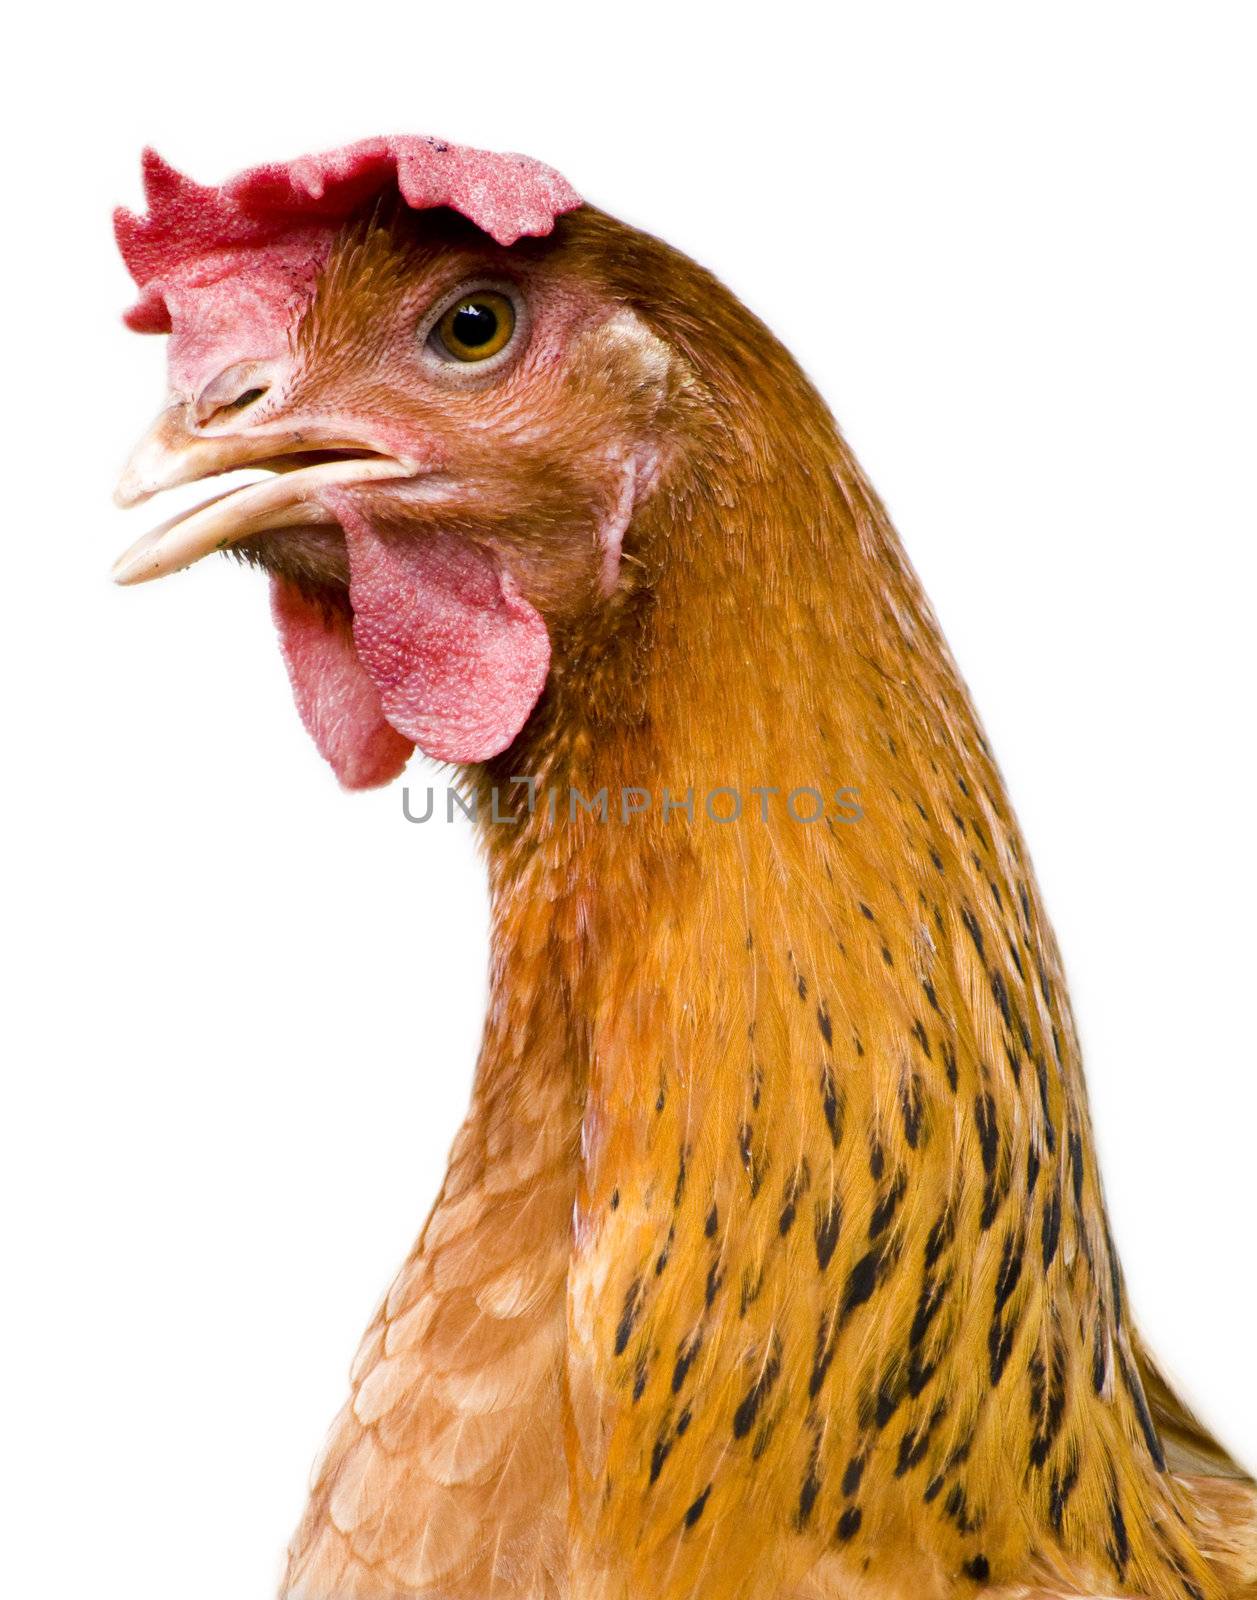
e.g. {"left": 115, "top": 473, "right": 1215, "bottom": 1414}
{"left": 197, "top": 384, "right": 270, "bottom": 430}
{"left": 193, "top": 361, "right": 277, "bottom": 425}
{"left": 226, "top": 386, "right": 268, "bottom": 413}
{"left": 195, "top": 387, "right": 268, "bottom": 432}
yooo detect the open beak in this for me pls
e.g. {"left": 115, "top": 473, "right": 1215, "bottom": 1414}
{"left": 111, "top": 407, "right": 414, "bottom": 586}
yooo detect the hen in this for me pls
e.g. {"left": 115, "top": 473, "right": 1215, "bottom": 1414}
{"left": 111, "top": 136, "right": 1255, "bottom": 1600}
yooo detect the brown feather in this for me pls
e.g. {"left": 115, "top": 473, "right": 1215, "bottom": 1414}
{"left": 279, "top": 206, "right": 1253, "bottom": 1600}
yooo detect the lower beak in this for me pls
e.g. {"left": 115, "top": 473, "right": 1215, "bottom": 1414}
{"left": 110, "top": 409, "right": 413, "bottom": 586}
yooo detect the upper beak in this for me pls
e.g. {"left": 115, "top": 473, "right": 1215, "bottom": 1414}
{"left": 114, "top": 404, "right": 281, "bottom": 510}
{"left": 111, "top": 406, "right": 414, "bottom": 586}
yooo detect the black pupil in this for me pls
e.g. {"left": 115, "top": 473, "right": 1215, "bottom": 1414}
{"left": 450, "top": 301, "right": 499, "bottom": 349}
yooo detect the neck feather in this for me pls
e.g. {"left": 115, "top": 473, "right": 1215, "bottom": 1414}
{"left": 463, "top": 284, "right": 1214, "bottom": 1600}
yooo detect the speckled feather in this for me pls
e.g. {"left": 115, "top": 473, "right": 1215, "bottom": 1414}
{"left": 484, "top": 217, "right": 1256, "bottom": 1600}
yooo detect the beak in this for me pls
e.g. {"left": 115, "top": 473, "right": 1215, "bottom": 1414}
{"left": 111, "top": 406, "right": 415, "bottom": 586}
{"left": 114, "top": 404, "right": 280, "bottom": 510}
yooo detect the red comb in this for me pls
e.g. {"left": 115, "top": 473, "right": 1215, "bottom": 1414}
{"left": 115, "top": 136, "right": 583, "bottom": 333}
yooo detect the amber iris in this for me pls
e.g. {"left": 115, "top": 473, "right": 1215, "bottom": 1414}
{"left": 435, "top": 292, "right": 516, "bottom": 361}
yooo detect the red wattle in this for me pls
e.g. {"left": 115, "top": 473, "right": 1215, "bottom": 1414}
{"left": 336, "top": 509, "right": 551, "bottom": 765}
{"left": 270, "top": 578, "right": 414, "bottom": 790}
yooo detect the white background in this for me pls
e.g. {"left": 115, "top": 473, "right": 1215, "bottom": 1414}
{"left": 3, "top": 4, "right": 1254, "bottom": 1596}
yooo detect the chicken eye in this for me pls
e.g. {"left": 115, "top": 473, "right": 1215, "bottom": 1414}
{"left": 431, "top": 292, "right": 516, "bottom": 362}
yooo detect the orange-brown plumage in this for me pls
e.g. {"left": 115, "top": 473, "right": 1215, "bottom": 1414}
{"left": 112, "top": 155, "right": 1254, "bottom": 1600}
